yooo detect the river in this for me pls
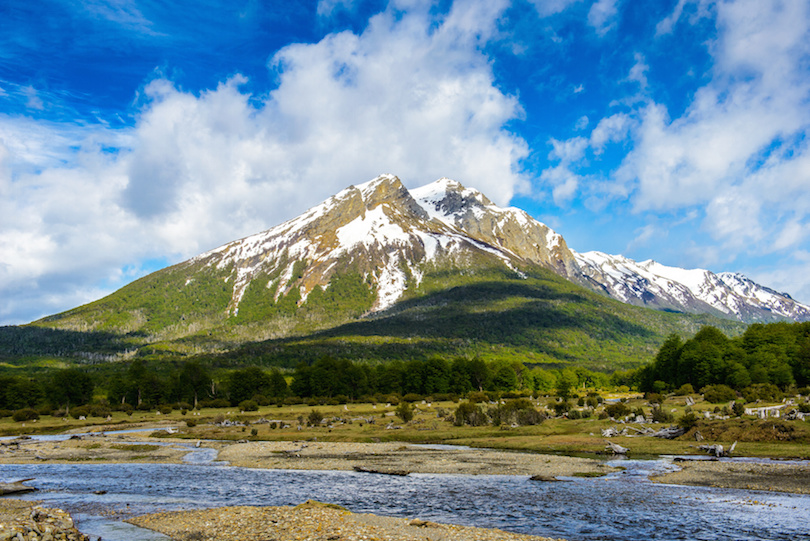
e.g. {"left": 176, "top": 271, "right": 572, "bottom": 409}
{"left": 3, "top": 447, "right": 810, "bottom": 541}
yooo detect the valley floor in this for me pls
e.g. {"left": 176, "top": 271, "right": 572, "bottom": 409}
{"left": 3, "top": 427, "right": 810, "bottom": 495}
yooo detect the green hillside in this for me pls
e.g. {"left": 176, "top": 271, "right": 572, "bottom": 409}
{"left": 214, "top": 265, "right": 746, "bottom": 372}
{"left": 1, "top": 261, "right": 745, "bottom": 373}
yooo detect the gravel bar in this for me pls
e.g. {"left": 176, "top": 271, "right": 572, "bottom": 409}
{"left": 129, "top": 500, "right": 565, "bottom": 541}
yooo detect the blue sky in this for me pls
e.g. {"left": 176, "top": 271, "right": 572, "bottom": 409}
{"left": 2, "top": 0, "right": 809, "bottom": 325}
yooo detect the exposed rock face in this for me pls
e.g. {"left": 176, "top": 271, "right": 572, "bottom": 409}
{"left": 191, "top": 174, "right": 577, "bottom": 314}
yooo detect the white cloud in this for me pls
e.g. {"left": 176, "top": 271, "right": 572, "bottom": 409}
{"left": 589, "top": 112, "right": 630, "bottom": 153}
{"left": 0, "top": 0, "right": 530, "bottom": 325}
{"left": 587, "top": 0, "right": 620, "bottom": 36}
{"left": 528, "top": 0, "right": 583, "bottom": 18}
{"left": 317, "top": 0, "right": 355, "bottom": 17}
{"left": 542, "top": 1, "right": 810, "bottom": 268}
{"left": 627, "top": 52, "right": 648, "bottom": 89}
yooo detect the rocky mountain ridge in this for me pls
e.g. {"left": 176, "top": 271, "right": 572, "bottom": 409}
{"left": 192, "top": 174, "right": 809, "bottom": 324}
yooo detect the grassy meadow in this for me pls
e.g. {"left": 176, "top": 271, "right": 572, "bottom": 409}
{"left": 2, "top": 392, "right": 808, "bottom": 460}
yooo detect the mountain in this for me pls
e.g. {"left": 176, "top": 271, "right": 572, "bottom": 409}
{"left": 17, "top": 174, "right": 807, "bottom": 367}
{"left": 573, "top": 251, "right": 810, "bottom": 323}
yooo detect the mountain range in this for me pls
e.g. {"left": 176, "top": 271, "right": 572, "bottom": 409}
{"left": 178, "top": 174, "right": 809, "bottom": 323}
{"left": 18, "top": 174, "right": 809, "bottom": 368}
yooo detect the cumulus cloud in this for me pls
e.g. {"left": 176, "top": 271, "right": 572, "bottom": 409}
{"left": 0, "top": 0, "right": 530, "bottom": 324}
{"left": 587, "top": 0, "right": 620, "bottom": 36}
{"left": 540, "top": 0, "right": 810, "bottom": 274}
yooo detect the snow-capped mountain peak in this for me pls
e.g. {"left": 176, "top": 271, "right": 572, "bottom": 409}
{"left": 574, "top": 251, "right": 810, "bottom": 322}
{"left": 187, "top": 174, "right": 808, "bottom": 323}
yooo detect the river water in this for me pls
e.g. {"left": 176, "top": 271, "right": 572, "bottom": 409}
{"left": 2, "top": 444, "right": 809, "bottom": 541}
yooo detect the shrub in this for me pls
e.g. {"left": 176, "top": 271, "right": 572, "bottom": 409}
{"left": 674, "top": 383, "right": 695, "bottom": 396}
{"left": 396, "top": 402, "right": 414, "bottom": 423}
{"left": 51, "top": 409, "right": 67, "bottom": 418}
{"left": 250, "top": 428, "right": 258, "bottom": 437}
{"left": 467, "top": 391, "right": 488, "bottom": 403}
{"left": 454, "top": 401, "right": 488, "bottom": 426}
{"left": 70, "top": 405, "right": 90, "bottom": 419}
{"left": 568, "top": 409, "right": 581, "bottom": 420}
{"left": 678, "top": 412, "right": 699, "bottom": 430}
{"left": 797, "top": 402, "right": 810, "bottom": 414}
{"left": 89, "top": 405, "right": 112, "bottom": 418}
{"left": 239, "top": 400, "right": 259, "bottom": 412}
{"left": 553, "top": 401, "right": 571, "bottom": 416}
{"left": 200, "top": 398, "right": 230, "bottom": 409}
{"left": 158, "top": 404, "right": 173, "bottom": 415}
{"left": 646, "top": 393, "right": 663, "bottom": 405}
{"left": 489, "top": 399, "right": 544, "bottom": 426}
{"left": 251, "top": 394, "right": 270, "bottom": 406}
{"left": 307, "top": 409, "right": 324, "bottom": 427}
{"left": 0, "top": 409, "right": 12, "bottom": 418}
{"left": 186, "top": 420, "right": 197, "bottom": 428}
{"left": 177, "top": 402, "right": 193, "bottom": 411}
{"left": 37, "top": 405, "right": 53, "bottom": 416}
{"left": 604, "top": 402, "right": 630, "bottom": 419}
{"left": 13, "top": 408, "right": 39, "bottom": 422}
{"left": 742, "top": 384, "right": 783, "bottom": 403}
{"left": 651, "top": 405, "right": 673, "bottom": 423}
{"left": 402, "top": 393, "right": 422, "bottom": 403}
{"left": 701, "top": 384, "right": 737, "bottom": 404}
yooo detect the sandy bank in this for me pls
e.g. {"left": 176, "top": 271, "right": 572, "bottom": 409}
{"left": 217, "top": 440, "right": 615, "bottom": 477}
{"left": 650, "top": 459, "right": 810, "bottom": 494}
{"left": 129, "top": 501, "right": 565, "bottom": 541}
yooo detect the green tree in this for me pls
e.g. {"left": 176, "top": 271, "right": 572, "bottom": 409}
{"left": 175, "top": 361, "right": 212, "bottom": 408}
{"left": 395, "top": 401, "right": 413, "bottom": 423}
{"left": 49, "top": 369, "right": 93, "bottom": 414}
{"left": 228, "top": 367, "right": 271, "bottom": 405}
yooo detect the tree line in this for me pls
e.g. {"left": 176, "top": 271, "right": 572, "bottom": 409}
{"left": 0, "top": 355, "right": 618, "bottom": 418}
{"left": 638, "top": 321, "right": 810, "bottom": 393}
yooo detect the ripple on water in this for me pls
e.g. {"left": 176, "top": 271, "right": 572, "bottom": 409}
{"left": 1, "top": 459, "right": 809, "bottom": 541}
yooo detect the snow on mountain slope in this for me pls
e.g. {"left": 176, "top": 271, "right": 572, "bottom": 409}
{"left": 411, "top": 178, "right": 579, "bottom": 279}
{"left": 185, "top": 173, "right": 808, "bottom": 323}
{"left": 574, "top": 251, "right": 810, "bottom": 322}
{"left": 191, "top": 174, "right": 535, "bottom": 313}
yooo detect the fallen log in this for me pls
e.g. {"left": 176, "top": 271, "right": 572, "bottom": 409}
{"left": 651, "top": 426, "right": 685, "bottom": 439}
{"left": 605, "top": 441, "right": 628, "bottom": 455}
{"left": 0, "top": 478, "right": 37, "bottom": 496}
{"left": 353, "top": 465, "right": 410, "bottom": 476}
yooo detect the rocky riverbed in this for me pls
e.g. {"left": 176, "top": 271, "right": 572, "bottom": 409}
{"left": 650, "top": 459, "right": 810, "bottom": 494}
{"left": 129, "top": 500, "right": 565, "bottom": 541}
{"left": 0, "top": 500, "right": 90, "bottom": 541}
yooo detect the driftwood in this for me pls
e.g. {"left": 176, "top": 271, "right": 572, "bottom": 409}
{"left": 0, "top": 478, "right": 37, "bottom": 496}
{"left": 605, "top": 441, "right": 628, "bottom": 455}
{"left": 651, "top": 426, "right": 685, "bottom": 439}
{"left": 698, "top": 441, "right": 738, "bottom": 458}
{"left": 353, "top": 465, "right": 410, "bottom": 476}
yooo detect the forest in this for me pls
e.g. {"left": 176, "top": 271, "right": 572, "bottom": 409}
{"left": 2, "top": 321, "right": 808, "bottom": 421}
{"left": 638, "top": 321, "right": 810, "bottom": 394}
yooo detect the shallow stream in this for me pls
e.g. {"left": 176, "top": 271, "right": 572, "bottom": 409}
{"left": 2, "top": 440, "right": 809, "bottom": 540}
